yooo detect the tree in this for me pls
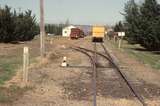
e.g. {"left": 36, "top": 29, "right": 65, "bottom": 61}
{"left": 139, "top": 0, "right": 160, "bottom": 50}
{"left": 13, "top": 10, "right": 38, "bottom": 41}
{"left": 114, "top": 21, "right": 125, "bottom": 32}
{"left": 0, "top": 5, "right": 38, "bottom": 42}
{"left": 45, "top": 23, "right": 65, "bottom": 35}
{"left": 124, "top": 0, "right": 141, "bottom": 44}
{"left": 64, "top": 19, "right": 70, "bottom": 27}
{"left": 123, "top": 0, "right": 160, "bottom": 50}
{"left": 0, "top": 6, "right": 15, "bottom": 42}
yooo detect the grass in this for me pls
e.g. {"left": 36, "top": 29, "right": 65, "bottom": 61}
{"left": 0, "top": 51, "right": 35, "bottom": 103}
{"left": 0, "top": 56, "right": 22, "bottom": 85}
{"left": 0, "top": 49, "right": 25, "bottom": 103}
{"left": 0, "top": 37, "right": 42, "bottom": 103}
{"left": 107, "top": 39, "right": 160, "bottom": 70}
{"left": 0, "top": 85, "right": 33, "bottom": 103}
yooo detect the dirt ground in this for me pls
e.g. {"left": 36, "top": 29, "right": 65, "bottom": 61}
{"left": 0, "top": 37, "right": 160, "bottom": 106}
{"left": 104, "top": 40, "right": 160, "bottom": 106}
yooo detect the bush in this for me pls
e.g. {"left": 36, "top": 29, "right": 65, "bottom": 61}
{"left": 0, "top": 5, "right": 39, "bottom": 43}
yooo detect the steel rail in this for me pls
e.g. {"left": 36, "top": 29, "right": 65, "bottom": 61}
{"left": 71, "top": 44, "right": 147, "bottom": 106}
{"left": 93, "top": 43, "right": 97, "bottom": 106}
{"left": 100, "top": 43, "right": 147, "bottom": 106}
{"left": 71, "top": 47, "right": 97, "bottom": 106}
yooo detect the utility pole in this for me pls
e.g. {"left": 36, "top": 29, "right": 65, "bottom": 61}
{"left": 40, "top": 0, "right": 45, "bottom": 58}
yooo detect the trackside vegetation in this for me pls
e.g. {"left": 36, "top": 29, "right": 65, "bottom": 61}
{"left": 45, "top": 24, "right": 65, "bottom": 35}
{"left": 115, "top": 0, "right": 160, "bottom": 51}
{"left": 0, "top": 5, "right": 39, "bottom": 43}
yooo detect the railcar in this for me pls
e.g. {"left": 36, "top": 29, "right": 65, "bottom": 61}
{"left": 70, "top": 28, "right": 85, "bottom": 39}
{"left": 92, "top": 26, "right": 105, "bottom": 42}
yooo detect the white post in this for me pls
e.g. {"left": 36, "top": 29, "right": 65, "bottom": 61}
{"left": 118, "top": 32, "right": 125, "bottom": 49}
{"left": 23, "top": 47, "right": 29, "bottom": 85}
{"left": 61, "top": 56, "right": 68, "bottom": 67}
{"left": 118, "top": 38, "right": 122, "bottom": 49}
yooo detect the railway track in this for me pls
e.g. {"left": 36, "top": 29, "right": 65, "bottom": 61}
{"left": 70, "top": 43, "right": 147, "bottom": 106}
{"left": 100, "top": 43, "right": 146, "bottom": 106}
{"left": 71, "top": 44, "right": 97, "bottom": 106}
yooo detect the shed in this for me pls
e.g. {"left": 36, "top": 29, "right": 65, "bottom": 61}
{"left": 62, "top": 25, "right": 76, "bottom": 37}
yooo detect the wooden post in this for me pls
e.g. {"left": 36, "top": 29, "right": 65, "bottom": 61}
{"left": 50, "top": 38, "right": 53, "bottom": 44}
{"left": 121, "top": 36, "right": 124, "bottom": 47}
{"left": 114, "top": 36, "right": 116, "bottom": 42}
{"left": 23, "top": 47, "right": 29, "bottom": 85}
{"left": 40, "top": 0, "right": 45, "bottom": 58}
{"left": 118, "top": 37, "right": 122, "bottom": 49}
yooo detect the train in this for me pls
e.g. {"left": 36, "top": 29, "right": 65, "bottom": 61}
{"left": 92, "top": 26, "right": 105, "bottom": 42}
{"left": 69, "top": 26, "right": 106, "bottom": 41}
{"left": 70, "top": 28, "right": 85, "bottom": 39}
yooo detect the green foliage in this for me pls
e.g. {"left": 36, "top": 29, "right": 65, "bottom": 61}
{"left": 13, "top": 10, "right": 39, "bottom": 41}
{"left": 139, "top": 0, "right": 160, "bottom": 50}
{"left": 45, "top": 19, "right": 70, "bottom": 35}
{"left": 45, "top": 24, "right": 65, "bottom": 35}
{"left": 114, "top": 21, "right": 125, "bottom": 32}
{"left": 0, "top": 6, "right": 15, "bottom": 42}
{"left": 123, "top": 0, "right": 160, "bottom": 50}
{"left": 0, "top": 56, "right": 21, "bottom": 85}
{"left": 123, "top": 0, "right": 141, "bottom": 44}
{"left": 0, "top": 5, "right": 38, "bottom": 43}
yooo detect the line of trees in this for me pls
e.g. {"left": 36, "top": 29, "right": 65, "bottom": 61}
{"left": 115, "top": 0, "right": 160, "bottom": 50}
{"left": 0, "top": 5, "right": 39, "bottom": 43}
{"left": 114, "top": 21, "right": 125, "bottom": 32}
{"left": 45, "top": 19, "right": 70, "bottom": 35}
{"left": 45, "top": 24, "right": 65, "bottom": 35}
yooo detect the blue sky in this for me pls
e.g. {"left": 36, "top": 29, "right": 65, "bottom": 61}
{"left": 0, "top": 0, "right": 159, "bottom": 25}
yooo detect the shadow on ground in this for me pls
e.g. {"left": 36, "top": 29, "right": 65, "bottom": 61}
{"left": 131, "top": 48, "right": 160, "bottom": 55}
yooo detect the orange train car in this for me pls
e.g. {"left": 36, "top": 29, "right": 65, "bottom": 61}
{"left": 92, "top": 26, "right": 105, "bottom": 42}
